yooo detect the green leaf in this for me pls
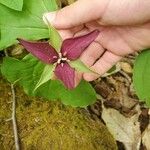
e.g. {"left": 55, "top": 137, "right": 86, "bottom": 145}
{"left": 1, "top": 57, "right": 24, "bottom": 83}
{"left": 36, "top": 80, "right": 97, "bottom": 107}
{"left": 1, "top": 55, "right": 45, "bottom": 95}
{"left": 69, "top": 59, "right": 95, "bottom": 73}
{"left": 0, "top": 0, "right": 58, "bottom": 50}
{"left": 60, "top": 80, "right": 97, "bottom": 107}
{"left": 35, "top": 80, "right": 63, "bottom": 100}
{"left": 133, "top": 50, "right": 150, "bottom": 107}
{"left": 34, "top": 64, "right": 55, "bottom": 91}
{"left": 0, "top": 0, "right": 23, "bottom": 11}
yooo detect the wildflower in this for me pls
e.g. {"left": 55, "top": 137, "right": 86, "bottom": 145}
{"left": 18, "top": 30, "right": 99, "bottom": 89}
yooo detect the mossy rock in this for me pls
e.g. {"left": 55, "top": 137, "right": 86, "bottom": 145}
{"left": 0, "top": 77, "right": 117, "bottom": 150}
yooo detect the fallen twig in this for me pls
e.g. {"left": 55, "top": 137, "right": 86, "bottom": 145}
{"left": 4, "top": 49, "right": 20, "bottom": 150}
{"left": 11, "top": 84, "right": 20, "bottom": 150}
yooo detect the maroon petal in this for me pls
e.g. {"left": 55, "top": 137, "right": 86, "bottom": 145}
{"left": 18, "top": 39, "right": 58, "bottom": 64}
{"left": 61, "top": 30, "right": 100, "bottom": 60}
{"left": 54, "top": 63, "right": 75, "bottom": 89}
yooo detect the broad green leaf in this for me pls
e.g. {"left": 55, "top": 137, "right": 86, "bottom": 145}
{"left": 60, "top": 80, "right": 97, "bottom": 107}
{"left": 70, "top": 59, "right": 95, "bottom": 73}
{"left": 133, "top": 50, "right": 150, "bottom": 107}
{"left": 1, "top": 55, "right": 45, "bottom": 95}
{"left": 1, "top": 57, "right": 24, "bottom": 83}
{"left": 34, "top": 64, "right": 55, "bottom": 91}
{"left": 0, "top": 0, "right": 23, "bottom": 11}
{"left": 35, "top": 80, "right": 63, "bottom": 100}
{"left": 36, "top": 80, "right": 97, "bottom": 107}
{"left": 0, "top": 0, "right": 58, "bottom": 50}
{"left": 44, "top": 17, "right": 62, "bottom": 51}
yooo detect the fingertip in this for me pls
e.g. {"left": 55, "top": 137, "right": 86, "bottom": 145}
{"left": 89, "top": 51, "right": 122, "bottom": 78}
{"left": 83, "top": 73, "right": 99, "bottom": 81}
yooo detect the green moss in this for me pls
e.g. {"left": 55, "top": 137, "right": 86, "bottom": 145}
{"left": 0, "top": 77, "right": 117, "bottom": 150}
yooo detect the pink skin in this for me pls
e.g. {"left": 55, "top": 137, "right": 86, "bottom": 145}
{"left": 43, "top": 0, "right": 150, "bottom": 82}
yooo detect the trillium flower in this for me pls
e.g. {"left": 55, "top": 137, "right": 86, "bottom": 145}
{"left": 18, "top": 30, "right": 99, "bottom": 89}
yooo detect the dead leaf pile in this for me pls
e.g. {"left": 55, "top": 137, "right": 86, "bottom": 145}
{"left": 89, "top": 57, "right": 150, "bottom": 150}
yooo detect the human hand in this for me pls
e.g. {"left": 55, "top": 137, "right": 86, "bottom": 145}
{"left": 43, "top": 0, "right": 150, "bottom": 81}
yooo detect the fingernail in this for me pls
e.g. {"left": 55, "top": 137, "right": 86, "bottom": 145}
{"left": 43, "top": 12, "right": 56, "bottom": 25}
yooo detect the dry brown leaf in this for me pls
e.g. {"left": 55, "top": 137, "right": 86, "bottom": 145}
{"left": 119, "top": 62, "right": 133, "bottom": 74}
{"left": 67, "top": 0, "right": 76, "bottom": 4}
{"left": 58, "top": 0, "right": 76, "bottom": 6}
{"left": 102, "top": 104, "right": 141, "bottom": 150}
{"left": 142, "top": 124, "right": 150, "bottom": 150}
{"left": 142, "top": 110, "right": 150, "bottom": 150}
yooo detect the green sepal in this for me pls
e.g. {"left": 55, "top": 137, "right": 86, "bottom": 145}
{"left": 69, "top": 59, "right": 96, "bottom": 73}
{"left": 34, "top": 64, "right": 55, "bottom": 91}
{"left": 44, "top": 16, "right": 62, "bottom": 52}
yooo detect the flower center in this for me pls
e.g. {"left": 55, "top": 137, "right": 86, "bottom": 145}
{"left": 53, "top": 52, "right": 70, "bottom": 67}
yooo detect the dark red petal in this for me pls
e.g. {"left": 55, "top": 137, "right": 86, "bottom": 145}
{"left": 18, "top": 39, "right": 58, "bottom": 64}
{"left": 54, "top": 63, "right": 75, "bottom": 89}
{"left": 61, "top": 30, "right": 100, "bottom": 60}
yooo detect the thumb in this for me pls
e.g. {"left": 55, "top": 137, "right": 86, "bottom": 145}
{"left": 43, "top": 0, "right": 107, "bottom": 29}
